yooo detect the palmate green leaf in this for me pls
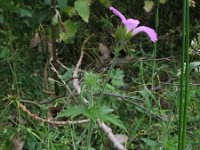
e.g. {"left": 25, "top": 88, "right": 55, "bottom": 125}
{"left": 111, "top": 69, "right": 125, "bottom": 87}
{"left": 83, "top": 72, "right": 100, "bottom": 88}
{"left": 59, "top": 20, "right": 78, "bottom": 43}
{"left": 57, "top": 105, "right": 86, "bottom": 118}
{"left": 75, "top": 0, "right": 91, "bottom": 23}
{"left": 84, "top": 106, "right": 99, "bottom": 122}
{"left": 83, "top": 105, "right": 126, "bottom": 131}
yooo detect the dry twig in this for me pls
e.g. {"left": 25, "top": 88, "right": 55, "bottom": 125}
{"left": 18, "top": 102, "right": 89, "bottom": 125}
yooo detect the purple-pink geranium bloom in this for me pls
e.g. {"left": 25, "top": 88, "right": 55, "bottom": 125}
{"left": 109, "top": 6, "right": 158, "bottom": 42}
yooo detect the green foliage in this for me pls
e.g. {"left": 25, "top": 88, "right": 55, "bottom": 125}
{"left": 59, "top": 20, "right": 78, "bottom": 43}
{"left": 75, "top": 0, "right": 91, "bottom": 23}
{"left": 1, "top": 0, "right": 200, "bottom": 149}
{"left": 57, "top": 0, "right": 68, "bottom": 11}
{"left": 57, "top": 105, "right": 87, "bottom": 118}
{"left": 111, "top": 69, "right": 125, "bottom": 87}
{"left": 61, "top": 69, "right": 73, "bottom": 81}
{"left": 0, "top": 47, "right": 9, "bottom": 60}
{"left": 98, "top": 0, "right": 111, "bottom": 7}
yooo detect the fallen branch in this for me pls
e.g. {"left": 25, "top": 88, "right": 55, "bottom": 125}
{"left": 97, "top": 119, "right": 126, "bottom": 150}
{"left": 18, "top": 102, "right": 89, "bottom": 125}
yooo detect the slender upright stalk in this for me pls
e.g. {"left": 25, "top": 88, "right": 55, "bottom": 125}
{"left": 51, "top": 0, "right": 59, "bottom": 96}
{"left": 178, "top": 0, "right": 186, "bottom": 148}
{"left": 182, "top": 0, "right": 190, "bottom": 148}
{"left": 178, "top": 0, "right": 189, "bottom": 149}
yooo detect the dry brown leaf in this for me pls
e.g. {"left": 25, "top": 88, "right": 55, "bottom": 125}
{"left": 116, "top": 55, "right": 132, "bottom": 66}
{"left": 29, "top": 32, "right": 41, "bottom": 48}
{"left": 98, "top": 43, "right": 111, "bottom": 64}
{"left": 12, "top": 134, "right": 25, "bottom": 150}
{"left": 114, "top": 134, "right": 128, "bottom": 145}
{"left": 189, "top": 0, "right": 196, "bottom": 7}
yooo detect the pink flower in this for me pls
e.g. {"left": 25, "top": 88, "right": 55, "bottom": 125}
{"left": 109, "top": 6, "right": 158, "bottom": 42}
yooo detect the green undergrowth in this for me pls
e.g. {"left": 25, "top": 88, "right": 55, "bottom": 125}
{"left": 0, "top": 0, "right": 200, "bottom": 149}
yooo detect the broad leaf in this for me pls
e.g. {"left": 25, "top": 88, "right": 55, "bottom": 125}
{"left": 75, "top": 0, "right": 91, "bottom": 23}
{"left": 84, "top": 106, "right": 99, "bottom": 122}
{"left": 57, "top": 0, "right": 68, "bottom": 11}
{"left": 59, "top": 20, "right": 78, "bottom": 43}
{"left": 61, "top": 69, "right": 73, "bottom": 81}
{"left": 0, "top": 48, "right": 9, "bottom": 60}
{"left": 15, "top": 8, "right": 32, "bottom": 17}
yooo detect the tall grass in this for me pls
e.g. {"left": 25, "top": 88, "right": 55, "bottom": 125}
{"left": 178, "top": 0, "right": 190, "bottom": 149}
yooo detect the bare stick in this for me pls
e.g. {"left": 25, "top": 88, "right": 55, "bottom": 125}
{"left": 50, "top": 0, "right": 59, "bottom": 96}
{"left": 18, "top": 102, "right": 89, "bottom": 125}
{"left": 97, "top": 119, "right": 126, "bottom": 150}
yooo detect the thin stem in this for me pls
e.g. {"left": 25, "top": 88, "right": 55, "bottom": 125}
{"left": 178, "top": 0, "right": 186, "bottom": 149}
{"left": 182, "top": 0, "right": 190, "bottom": 148}
{"left": 86, "top": 121, "right": 94, "bottom": 149}
{"left": 99, "top": 46, "right": 120, "bottom": 101}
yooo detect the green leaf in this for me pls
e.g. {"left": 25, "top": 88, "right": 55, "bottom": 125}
{"left": 44, "top": 0, "right": 51, "bottom": 5}
{"left": 52, "top": 13, "right": 59, "bottom": 26}
{"left": 84, "top": 106, "right": 99, "bottom": 121}
{"left": 61, "top": 69, "right": 73, "bottom": 81}
{"left": 141, "top": 138, "right": 160, "bottom": 147}
{"left": 83, "top": 72, "right": 100, "bottom": 88}
{"left": 0, "top": 14, "right": 4, "bottom": 24}
{"left": 57, "top": 105, "right": 86, "bottom": 118}
{"left": 57, "top": 0, "right": 68, "bottom": 11}
{"left": 98, "top": 113, "right": 127, "bottom": 131}
{"left": 160, "top": 0, "right": 168, "bottom": 4}
{"left": 75, "top": 0, "right": 91, "bottom": 23}
{"left": 111, "top": 69, "right": 125, "bottom": 87}
{"left": 177, "top": 61, "right": 200, "bottom": 76}
{"left": 15, "top": 8, "right": 32, "bottom": 17}
{"left": 59, "top": 20, "right": 78, "bottom": 44}
{"left": 189, "top": 61, "right": 200, "bottom": 72}
{"left": 98, "top": 0, "right": 111, "bottom": 7}
{"left": 64, "top": 6, "right": 76, "bottom": 17}
{"left": 100, "top": 105, "right": 114, "bottom": 114}
{"left": 0, "top": 48, "right": 9, "bottom": 59}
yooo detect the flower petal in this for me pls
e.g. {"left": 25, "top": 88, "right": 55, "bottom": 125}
{"left": 132, "top": 26, "right": 158, "bottom": 42}
{"left": 124, "top": 19, "right": 140, "bottom": 32}
{"left": 109, "top": 6, "right": 126, "bottom": 23}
